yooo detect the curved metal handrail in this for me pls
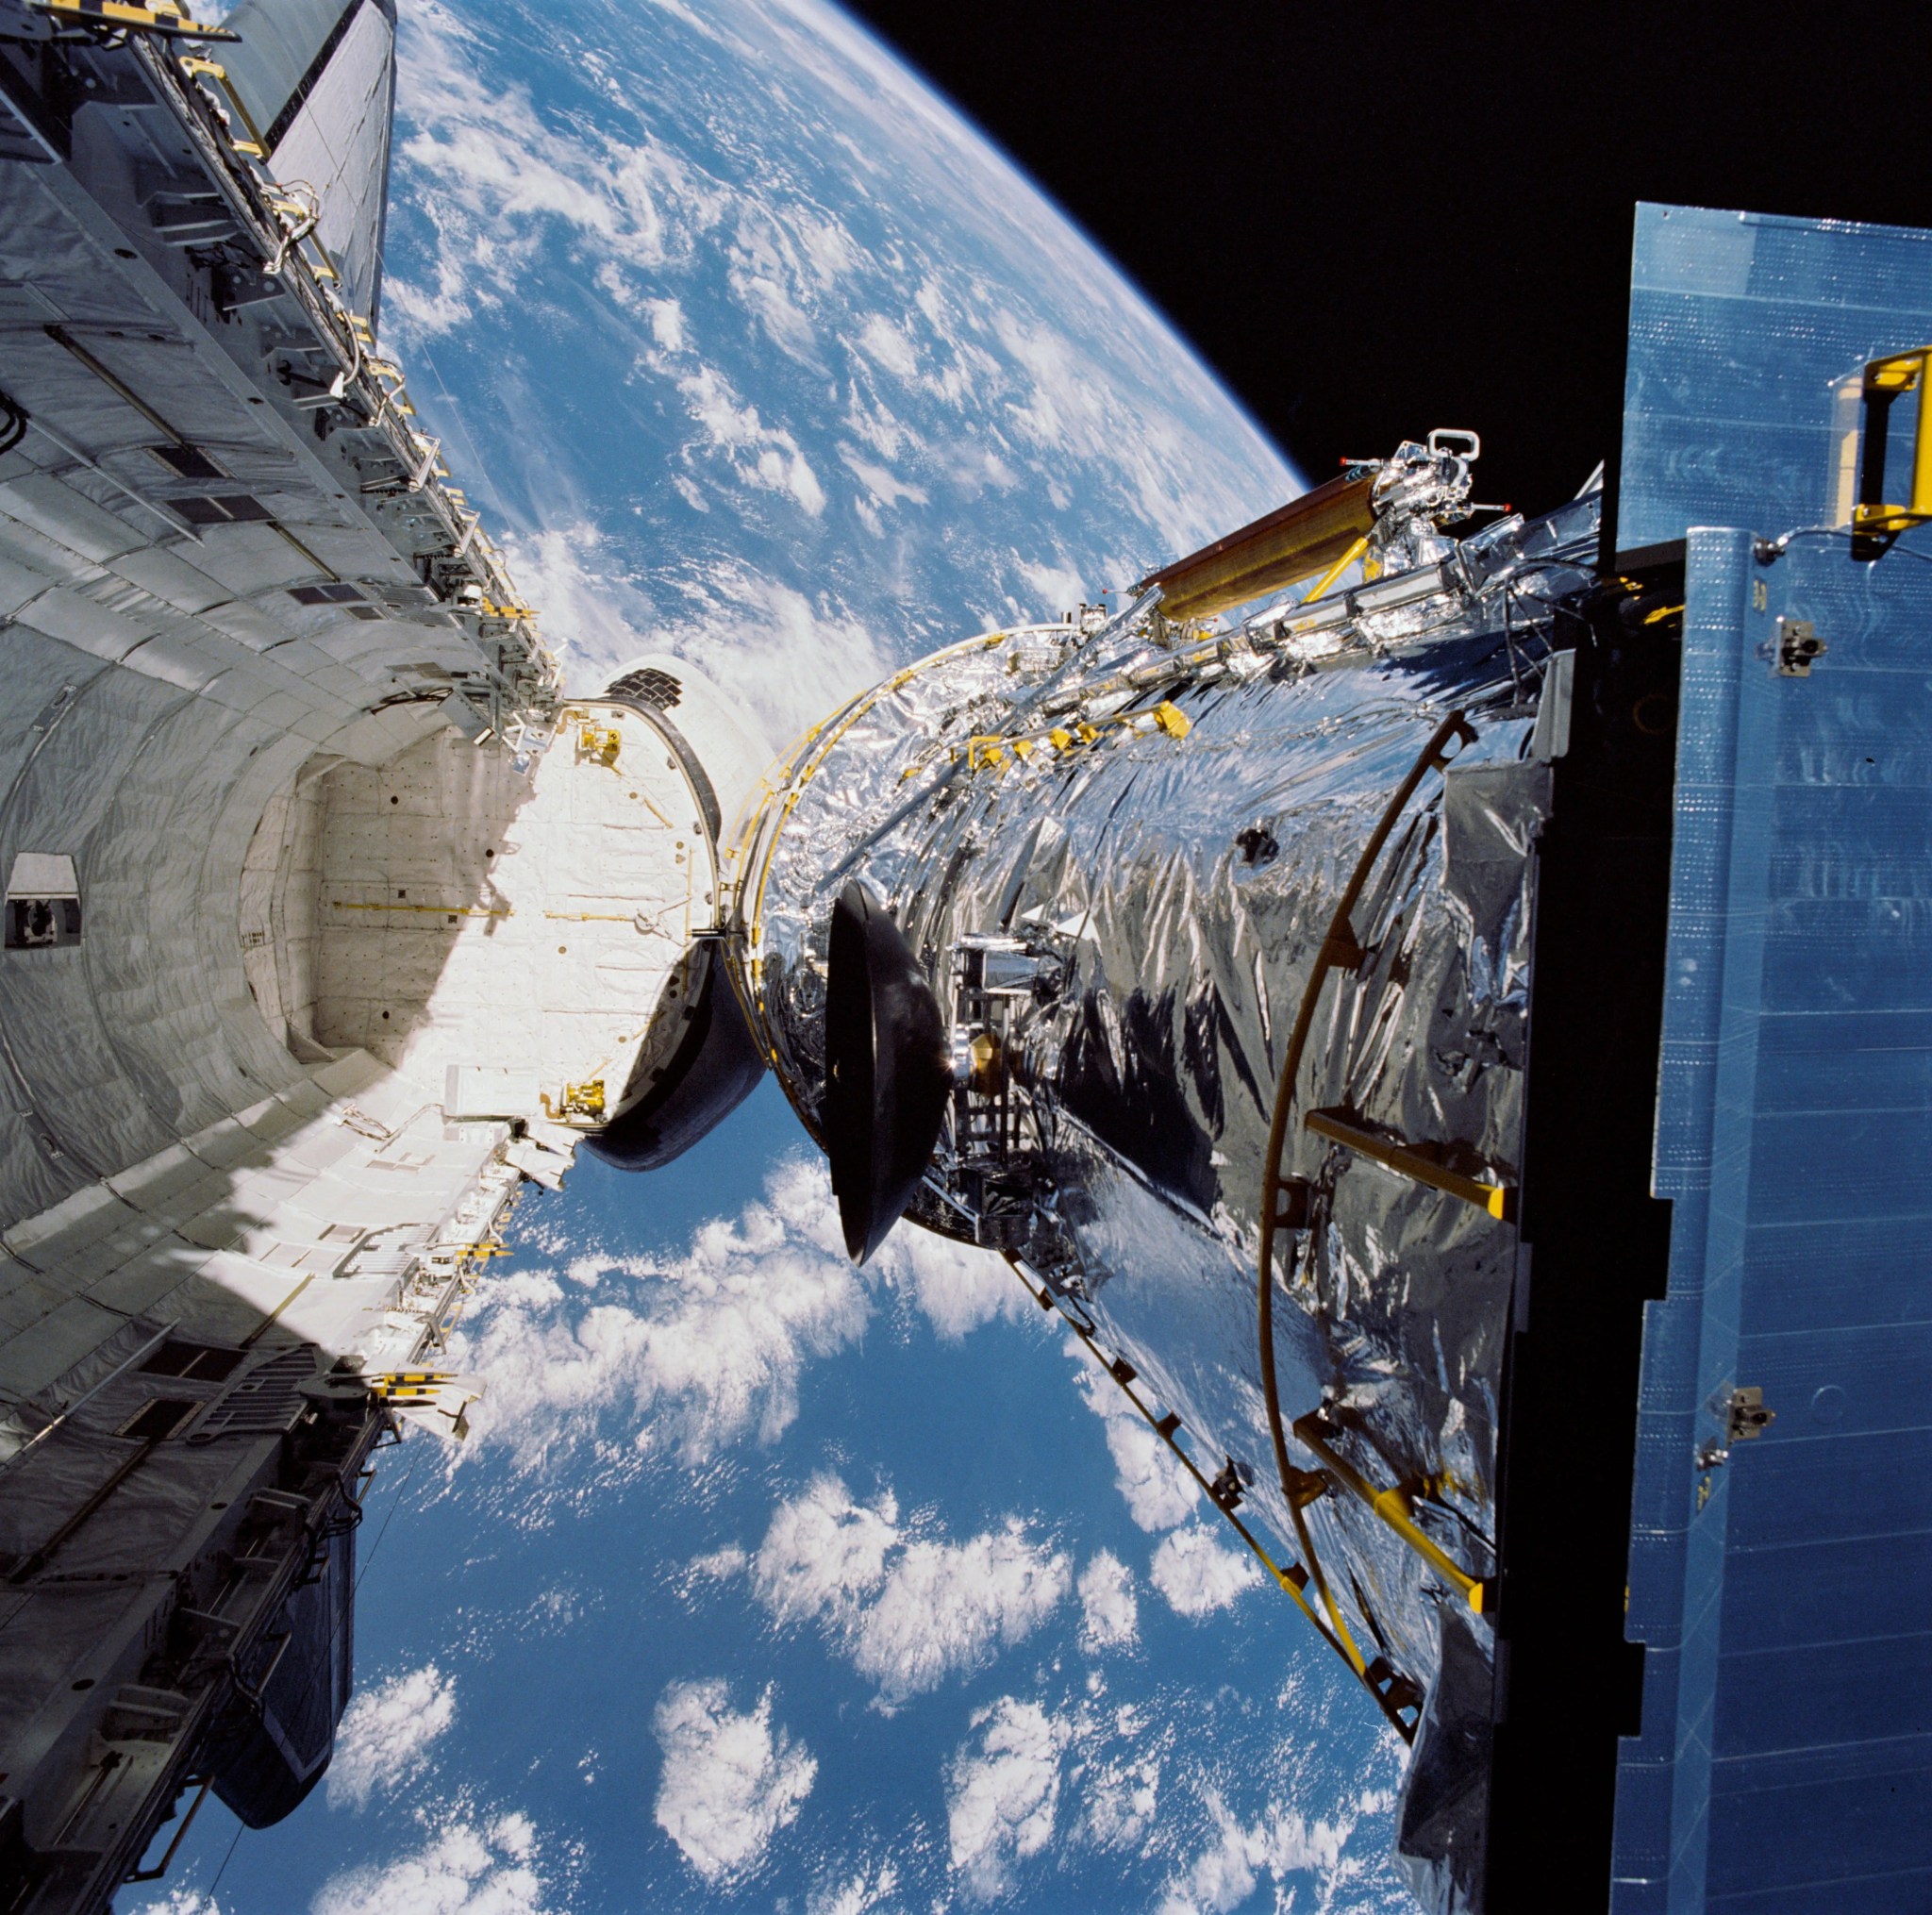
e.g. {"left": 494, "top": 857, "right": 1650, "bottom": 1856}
{"left": 1255, "top": 709, "right": 1475, "bottom": 1630}
{"left": 722, "top": 631, "right": 1021, "bottom": 1088}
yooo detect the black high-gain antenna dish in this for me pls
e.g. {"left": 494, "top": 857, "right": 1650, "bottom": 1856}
{"left": 823, "top": 879, "right": 952, "bottom": 1262}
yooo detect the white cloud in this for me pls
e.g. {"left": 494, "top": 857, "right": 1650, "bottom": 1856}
{"left": 754, "top": 1472, "right": 901, "bottom": 1628}
{"left": 1156, "top": 1790, "right": 1361, "bottom": 1915}
{"left": 686, "top": 1543, "right": 748, "bottom": 1584}
{"left": 441, "top": 1151, "right": 1035, "bottom": 1521}
{"left": 667, "top": 566, "right": 887, "bottom": 741}
{"left": 524, "top": 1584, "right": 594, "bottom": 1634}
{"left": 727, "top": 213, "right": 822, "bottom": 363}
{"left": 1078, "top": 1746, "right": 1161, "bottom": 1854}
{"left": 653, "top": 1678, "right": 816, "bottom": 1887}
{"left": 807, "top": 1860, "right": 900, "bottom": 1915}
{"left": 667, "top": 362, "right": 826, "bottom": 516}
{"left": 327, "top": 1664, "right": 457, "bottom": 1810}
{"left": 855, "top": 314, "right": 919, "bottom": 379}
{"left": 1076, "top": 1550, "right": 1139, "bottom": 1652}
{"left": 449, "top": 1157, "right": 872, "bottom": 1481}
{"left": 1070, "top": 1355, "right": 1200, "bottom": 1532}
{"left": 381, "top": 0, "right": 1298, "bottom": 771}
{"left": 644, "top": 295, "right": 686, "bottom": 351}
{"left": 750, "top": 1473, "right": 1069, "bottom": 1708}
{"left": 854, "top": 1529, "right": 1070, "bottom": 1707}
{"left": 495, "top": 513, "right": 886, "bottom": 739}
{"left": 945, "top": 1697, "right": 1067, "bottom": 1901}
{"left": 494, "top": 521, "right": 650, "bottom": 683}
{"left": 1148, "top": 1525, "right": 1264, "bottom": 1619}
{"left": 387, "top": 1, "right": 688, "bottom": 339}
{"left": 875, "top": 1222, "right": 1028, "bottom": 1340}
{"left": 312, "top": 1812, "right": 545, "bottom": 1915}
{"left": 840, "top": 446, "right": 928, "bottom": 510}
{"left": 1016, "top": 557, "right": 1089, "bottom": 617}
{"left": 840, "top": 380, "right": 922, "bottom": 464}
{"left": 971, "top": 1666, "right": 1407, "bottom": 1911}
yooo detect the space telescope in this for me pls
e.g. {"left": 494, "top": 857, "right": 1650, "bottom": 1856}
{"left": 714, "top": 239, "right": 1932, "bottom": 1913}
{"left": 727, "top": 437, "right": 1626, "bottom": 1914}
{"left": 0, "top": 1, "right": 1923, "bottom": 1911}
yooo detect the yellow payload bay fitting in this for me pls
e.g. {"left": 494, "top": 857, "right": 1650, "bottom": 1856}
{"left": 363, "top": 1369, "right": 483, "bottom": 1440}
{"left": 575, "top": 718, "right": 625, "bottom": 766}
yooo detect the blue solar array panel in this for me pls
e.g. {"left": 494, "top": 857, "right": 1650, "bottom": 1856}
{"left": 1620, "top": 204, "right": 1932, "bottom": 552}
{"left": 1613, "top": 207, "right": 1932, "bottom": 1914}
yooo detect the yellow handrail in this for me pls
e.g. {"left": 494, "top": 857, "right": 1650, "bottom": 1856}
{"left": 1293, "top": 1415, "right": 1490, "bottom": 1614}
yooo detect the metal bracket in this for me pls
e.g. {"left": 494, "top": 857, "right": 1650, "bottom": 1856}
{"left": 1273, "top": 1174, "right": 1310, "bottom": 1231}
{"left": 1695, "top": 1386, "right": 1775, "bottom": 1471}
{"left": 1774, "top": 617, "right": 1826, "bottom": 676}
{"left": 1304, "top": 1107, "right": 1515, "bottom": 1222}
{"left": 1828, "top": 344, "right": 1932, "bottom": 556}
{"left": 1726, "top": 1385, "right": 1775, "bottom": 1443}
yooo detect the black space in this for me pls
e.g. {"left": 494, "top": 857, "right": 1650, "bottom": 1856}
{"left": 844, "top": 3, "right": 1927, "bottom": 524}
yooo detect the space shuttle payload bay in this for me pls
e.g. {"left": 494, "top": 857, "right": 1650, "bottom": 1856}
{"left": 0, "top": 2, "right": 766, "bottom": 1904}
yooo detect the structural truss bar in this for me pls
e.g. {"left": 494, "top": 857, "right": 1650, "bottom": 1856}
{"left": 1292, "top": 1415, "right": 1491, "bottom": 1613}
{"left": 1303, "top": 1107, "right": 1515, "bottom": 1222}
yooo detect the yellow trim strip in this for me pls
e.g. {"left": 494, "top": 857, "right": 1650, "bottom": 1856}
{"left": 329, "top": 901, "right": 513, "bottom": 918}
{"left": 29, "top": 0, "right": 241, "bottom": 38}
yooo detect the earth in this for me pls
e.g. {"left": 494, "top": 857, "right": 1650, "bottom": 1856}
{"left": 137, "top": 2, "right": 1417, "bottom": 1910}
